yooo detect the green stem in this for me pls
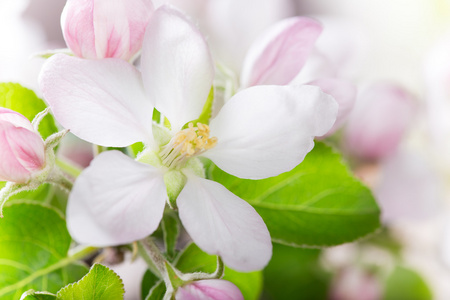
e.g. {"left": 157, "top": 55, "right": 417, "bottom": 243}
{"left": 0, "top": 246, "right": 98, "bottom": 297}
{"left": 137, "top": 238, "right": 166, "bottom": 278}
{"left": 47, "top": 168, "right": 74, "bottom": 192}
{"left": 56, "top": 158, "right": 82, "bottom": 178}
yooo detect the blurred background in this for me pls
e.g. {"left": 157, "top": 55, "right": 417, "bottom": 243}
{"left": 2, "top": 0, "right": 450, "bottom": 299}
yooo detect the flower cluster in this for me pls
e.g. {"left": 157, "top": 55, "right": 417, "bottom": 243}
{"left": 1, "top": 0, "right": 341, "bottom": 298}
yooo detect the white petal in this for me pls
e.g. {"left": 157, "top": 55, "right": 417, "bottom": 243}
{"left": 39, "top": 54, "right": 154, "bottom": 147}
{"left": 177, "top": 176, "right": 272, "bottom": 272}
{"left": 309, "top": 77, "right": 356, "bottom": 135}
{"left": 140, "top": 6, "right": 214, "bottom": 131}
{"left": 204, "top": 85, "right": 337, "bottom": 179}
{"left": 67, "top": 151, "right": 166, "bottom": 246}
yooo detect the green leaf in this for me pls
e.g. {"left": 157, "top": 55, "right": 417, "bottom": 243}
{"left": 141, "top": 243, "right": 263, "bottom": 300}
{"left": 263, "top": 244, "right": 330, "bottom": 300}
{"left": 144, "top": 282, "right": 165, "bottom": 300}
{"left": 0, "top": 83, "right": 58, "bottom": 139}
{"left": 20, "top": 290, "right": 57, "bottom": 300}
{"left": 162, "top": 213, "right": 180, "bottom": 260}
{"left": 383, "top": 266, "right": 432, "bottom": 300}
{"left": 2, "top": 183, "right": 68, "bottom": 215}
{"left": 0, "top": 201, "right": 89, "bottom": 299}
{"left": 57, "top": 264, "right": 124, "bottom": 300}
{"left": 141, "top": 270, "right": 160, "bottom": 300}
{"left": 209, "top": 142, "right": 381, "bottom": 247}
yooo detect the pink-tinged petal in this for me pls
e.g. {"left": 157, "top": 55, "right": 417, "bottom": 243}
{"left": 67, "top": 151, "right": 166, "bottom": 246}
{"left": 374, "top": 150, "right": 440, "bottom": 223}
{"left": 140, "top": 5, "right": 214, "bottom": 131}
{"left": 61, "top": 0, "right": 96, "bottom": 59}
{"left": 343, "top": 83, "right": 416, "bottom": 161}
{"left": 0, "top": 121, "right": 45, "bottom": 183}
{"left": 61, "top": 0, "right": 153, "bottom": 60}
{"left": 177, "top": 177, "right": 272, "bottom": 272}
{"left": 204, "top": 85, "right": 337, "bottom": 179}
{"left": 176, "top": 279, "right": 244, "bottom": 300}
{"left": 92, "top": 0, "right": 153, "bottom": 60}
{"left": 39, "top": 54, "right": 154, "bottom": 147}
{"left": 240, "top": 17, "right": 322, "bottom": 87}
{"left": 0, "top": 107, "right": 34, "bottom": 131}
{"left": 309, "top": 78, "right": 356, "bottom": 135}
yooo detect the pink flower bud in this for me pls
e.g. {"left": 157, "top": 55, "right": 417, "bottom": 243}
{"left": 175, "top": 279, "right": 244, "bottom": 300}
{"left": 61, "top": 0, "right": 154, "bottom": 60}
{"left": 343, "top": 83, "right": 416, "bottom": 161}
{"left": 0, "top": 108, "right": 45, "bottom": 183}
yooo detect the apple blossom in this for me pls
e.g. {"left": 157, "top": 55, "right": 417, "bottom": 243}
{"left": 0, "top": 108, "right": 45, "bottom": 183}
{"left": 343, "top": 83, "right": 416, "bottom": 161}
{"left": 40, "top": 5, "right": 337, "bottom": 271}
{"left": 61, "top": 0, "right": 154, "bottom": 60}
{"left": 175, "top": 279, "right": 244, "bottom": 300}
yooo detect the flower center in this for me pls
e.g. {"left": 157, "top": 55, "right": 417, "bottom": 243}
{"left": 160, "top": 122, "right": 217, "bottom": 168}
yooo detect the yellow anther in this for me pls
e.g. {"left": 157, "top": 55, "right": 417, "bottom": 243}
{"left": 160, "top": 122, "right": 217, "bottom": 168}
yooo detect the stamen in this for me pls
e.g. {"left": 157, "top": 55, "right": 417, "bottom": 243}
{"left": 159, "top": 122, "right": 217, "bottom": 168}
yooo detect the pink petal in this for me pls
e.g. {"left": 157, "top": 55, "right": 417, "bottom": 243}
{"left": 61, "top": 0, "right": 96, "bottom": 59}
{"left": 0, "top": 121, "right": 45, "bottom": 183}
{"left": 92, "top": 0, "right": 154, "bottom": 60}
{"left": 343, "top": 83, "right": 416, "bottom": 160}
{"left": 61, "top": 0, "right": 153, "bottom": 60}
{"left": 140, "top": 5, "right": 214, "bottom": 131}
{"left": 176, "top": 279, "right": 244, "bottom": 300}
{"left": 204, "top": 85, "right": 337, "bottom": 179}
{"left": 177, "top": 176, "right": 272, "bottom": 272}
{"left": 309, "top": 77, "right": 356, "bottom": 135}
{"left": 39, "top": 54, "right": 154, "bottom": 147}
{"left": 240, "top": 17, "right": 322, "bottom": 87}
{"left": 0, "top": 107, "right": 34, "bottom": 131}
{"left": 67, "top": 151, "right": 167, "bottom": 246}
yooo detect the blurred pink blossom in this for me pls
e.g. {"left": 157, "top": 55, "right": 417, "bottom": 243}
{"left": 374, "top": 150, "right": 440, "bottom": 223}
{"left": 330, "top": 267, "right": 381, "bottom": 300}
{"left": 343, "top": 83, "right": 416, "bottom": 161}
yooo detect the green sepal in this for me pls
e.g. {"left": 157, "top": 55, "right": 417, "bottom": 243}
{"left": 162, "top": 213, "right": 180, "bottom": 260}
{"left": 164, "top": 262, "right": 185, "bottom": 290}
{"left": 163, "top": 170, "right": 187, "bottom": 209}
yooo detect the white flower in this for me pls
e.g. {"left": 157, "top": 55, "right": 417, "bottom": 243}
{"left": 39, "top": 5, "right": 337, "bottom": 271}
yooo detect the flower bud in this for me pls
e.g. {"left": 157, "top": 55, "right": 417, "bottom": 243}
{"left": 343, "top": 83, "right": 416, "bottom": 161}
{"left": 0, "top": 108, "right": 46, "bottom": 183}
{"left": 61, "top": 0, "right": 154, "bottom": 60}
{"left": 175, "top": 279, "right": 244, "bottom": 300}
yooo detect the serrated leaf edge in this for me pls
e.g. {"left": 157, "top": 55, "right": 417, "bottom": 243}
{"left": 56, "top": 263, "right": 125, "bottom": 299}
